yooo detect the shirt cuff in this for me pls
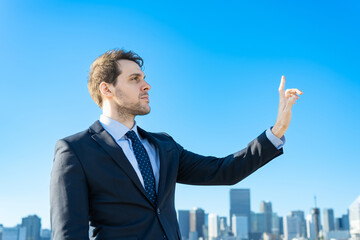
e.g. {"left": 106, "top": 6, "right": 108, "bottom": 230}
{"left": 265, "top": 127, "right": 285, "bottom": 149}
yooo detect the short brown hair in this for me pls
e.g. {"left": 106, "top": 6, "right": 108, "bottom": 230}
{"left": 88, "top": 49, "right": 143, "bottom": 108}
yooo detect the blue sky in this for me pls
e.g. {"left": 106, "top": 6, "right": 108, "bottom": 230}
{"left": 0, "top": 0, "right": 359, "bottom": 229}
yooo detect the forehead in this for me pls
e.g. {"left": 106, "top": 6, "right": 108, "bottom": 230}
{"left": 116, "top": 59, "right": 143, "bottom": 76}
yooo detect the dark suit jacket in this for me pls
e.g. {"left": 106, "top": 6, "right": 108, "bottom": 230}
{"left": 50, "top": 121, "right": 283, "bottom": 240}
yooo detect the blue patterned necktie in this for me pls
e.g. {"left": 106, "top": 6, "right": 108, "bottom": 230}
{"left": 125, "top": 130, "right": 157, "bottom": 205}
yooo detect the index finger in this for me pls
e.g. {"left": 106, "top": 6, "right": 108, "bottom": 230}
{"left": 279, "top": 75, "right": 285, "bottom": 92}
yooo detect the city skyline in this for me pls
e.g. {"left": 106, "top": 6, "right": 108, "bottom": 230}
{"left": 176, "top": 189, "right": 357, "bottom": 240}
{"left": 1, "top": 0, "right": 359, "bottom": 229}
{"left": 1, "top": 193, "right": 358, "bottom": 240}
{"left": 1, "top": 191, "right": 356, "bottom": 230}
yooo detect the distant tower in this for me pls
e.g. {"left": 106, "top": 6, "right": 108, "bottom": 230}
{"left": 290, "top": 210, "right": 306, "bottom": 237}
{"left": 232, "top": 215, "right": 248, "bottom": 239}
{"left": 208, "top": 213, "right": 219, "bottom": 240}
{"left": 312, "top": 196, "right": 320, "bottom": 240}
{"left": 178, "top": 210, "right": 190, "bottom": 239}
{"left": 219, "top": 216, "right": 228, "bottom": 237}
{"left": 342, "top": 210, "right": 350, "bottom": 230}
{"left": 323, "top": 208, "right": 335, "bottom": 232}
{"left": 21, "top": 215, "right": 41, "bottom": 240}
{"left": 283, "top": 214, "right": 301, "bottom": 240}
{"left": 190, "top": 207, "right": 205, "bottom": 238}
{"left": 260, "top": 201, "right": 273, "bottom": 233}
{"left": 229, "top": 189, "right": 251, "bottom": 232}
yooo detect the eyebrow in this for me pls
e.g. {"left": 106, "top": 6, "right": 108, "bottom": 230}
{"left": 128, "top": 73, "right": 145, "bottom": 79}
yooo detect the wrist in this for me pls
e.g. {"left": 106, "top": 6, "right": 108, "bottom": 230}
{"left": 271, "top": 124, "right": 285, "bottom": 139}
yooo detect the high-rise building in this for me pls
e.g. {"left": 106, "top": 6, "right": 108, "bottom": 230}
{"left": 208, "top": 213, "right": 219, "bottom": 240}
{"left": 342, "top": 212, "right": 350, "bottom": 230}
{"left": 232, "top": 215, "right": 248, "bottom": 239}
{"left": 311, "top": 208, "right": 320, "bottom": 240}
{"left": 283, "top": 214, "right": 300, "bottom": 240}
{"left": 271, "top": 213, "right": 280, "bottom": 237}
{"left": 250, "top": 212, "right": 266, "bottom": 233}
{"left": 335, "top": 217, "right": 343, "bottom": 231}
{"left": 323, "top": 208, "right": 335, "bottom": 232}
{"left": 21, "top": 215, "right": 41, "bottom": 240}
{"left": 290, "top": 210, "right": 306, "bottom": 237}
{"left": 349, "top": 195, "right": 360, "bottom": 240}
{"left": 279, "top": 216, "right": 284, "bottom": 235}
{"left": 1, "top": 225, "right": 26, "bottom": 240}
{"left": 190, "top": 207, "right": 205, "bottom": 238}
{"left": 230, "top": 189, "right": 250, "bottom": 232}
{"left": 219, "top": 216, "right": 229, "bottom": 237}
{"left": 306, "top": 213, "right": 316, "bottom": 240}
{"left": 178, "top": 210, "right": 190, "bottom": 240}
{"left": 259, "top": 201, "right": 272, "bottom": 233}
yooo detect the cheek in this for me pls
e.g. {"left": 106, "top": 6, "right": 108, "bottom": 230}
{"left": 116, "top": 87, "right": 139, "bottom": 102}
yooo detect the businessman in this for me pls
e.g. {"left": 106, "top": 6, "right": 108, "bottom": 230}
{"left": 50, "top": 49, "right": 302, "bottom": 240}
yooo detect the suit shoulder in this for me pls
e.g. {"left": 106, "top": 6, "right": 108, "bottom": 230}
{"left": 61, "top": 128, "right": 92, "bottom": 144}
{"left": 148, "top": 131, "right": 175, "bottom": 142}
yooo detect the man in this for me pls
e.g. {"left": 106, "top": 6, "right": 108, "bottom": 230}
{"left": 50, "top": 49, "right": 302, "bottom": 240}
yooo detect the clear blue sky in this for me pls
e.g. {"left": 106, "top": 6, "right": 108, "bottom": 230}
{"left": 1, "top": 0, "right": 359, "bottom": 229}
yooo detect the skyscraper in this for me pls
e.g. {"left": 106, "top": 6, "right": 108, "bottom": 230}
{"left": 219, "top": 216, "right": 228, "bottom": 237}
{"left": 178, "top": 210, "right": 190, "bottom": 240}
{"left": 290, "top": 210, "right": 306, "bottom": 237}
{"left": 283, "top": 214, "right": 300, "bottom": 240}
{"left": 190, "top": 207, "right": 205, "bottom": 238}
{"left": 323, "top": 208, "right": 335, "bottom": 232}
{"left": 232, "top": 215, "right": 248, "bottom": 239}
{"left": 342, "top": 212, "right": 350, "bottom": 230}
{"left": 250, "top": 212, "right": 266, "bottom": 233}
{"left": 349, "top": 195, "right": 360, "bottom": 240}
{"left": 230, "top": 189, "right": 251, "bottom": 232}
{"left": 335, "top": 217, "right": 343, "bottom": 231}
{"left": 208, "top": 213, "right": 219, "bottom": 240}
{"left": 311, "top": 208, "right": 320, "bottom": 240}
{"left": 21, "top": 215, "right": 41, "bottom": 240}
{"left": 259, "top": 201, "right": 273, "bottom": 233}
{"left": 306, "top": 213, "right": 316, "bottom": 240}
{"left": 271, "top": 213, "right": 280, "bottom": 237}
{"left": 0, "top": 225, "right": 26, "bottom": 240}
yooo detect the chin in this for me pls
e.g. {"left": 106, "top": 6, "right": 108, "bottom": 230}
{"left": 137, "top": 107, "right": 151, "bottom": 116}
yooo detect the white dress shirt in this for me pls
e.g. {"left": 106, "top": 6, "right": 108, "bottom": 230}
{"left": 99, "top": 115, "right": 160, "bottom": 191}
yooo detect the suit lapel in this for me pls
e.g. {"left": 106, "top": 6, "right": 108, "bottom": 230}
{"left": 89, "top": 121, "right": 152, "bottom": 205}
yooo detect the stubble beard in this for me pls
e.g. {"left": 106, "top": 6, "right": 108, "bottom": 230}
{"left": 115, "top": 98, "right": 151, "bottom": 121}
{"left": 114, "top": 89, "right": 150, "bottom": 120}
{"left": 116, "top": 103, "right": 150, "bottom": 119}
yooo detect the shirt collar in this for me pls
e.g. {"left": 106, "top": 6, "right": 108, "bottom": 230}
{"left": 99, "top": 114, "right": 141, "bottom": 141}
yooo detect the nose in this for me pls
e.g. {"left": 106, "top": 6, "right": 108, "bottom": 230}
{"left": 142, "top": 79, "right": 151, "bottom": 92}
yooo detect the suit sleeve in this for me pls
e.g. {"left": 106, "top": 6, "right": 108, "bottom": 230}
{"left": 175, "top": 131, "right": 283, "bottom": 185}
{"left": 50, "top": 139, "right": 90, "bottom": 240}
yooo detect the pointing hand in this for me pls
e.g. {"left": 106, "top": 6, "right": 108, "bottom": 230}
{"left": 271, "top": 76, "right": 303, "bottom": 138}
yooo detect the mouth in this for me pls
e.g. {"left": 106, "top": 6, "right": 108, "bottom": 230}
{"left": 140, "top": 95, "right": 149, "bottom": 102}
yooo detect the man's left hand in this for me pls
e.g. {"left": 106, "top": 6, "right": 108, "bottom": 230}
{"left": 271, "top": 75, "right": 303, "bottom": 138}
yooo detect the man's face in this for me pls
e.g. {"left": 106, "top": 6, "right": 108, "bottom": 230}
{"left": 110, "top": 59, "right": 151, "bottom": 117}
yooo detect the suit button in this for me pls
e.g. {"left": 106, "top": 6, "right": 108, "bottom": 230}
{"left": 157, "top": 208, "right": 161, "bottom": 215}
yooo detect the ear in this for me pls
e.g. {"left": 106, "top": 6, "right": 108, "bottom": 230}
{"left": 99, "top": 82, "right": 114, "bottom": 98}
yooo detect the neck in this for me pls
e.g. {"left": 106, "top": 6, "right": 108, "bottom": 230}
{"left": 102, "top": 102, "right": 135, "bottom": 129}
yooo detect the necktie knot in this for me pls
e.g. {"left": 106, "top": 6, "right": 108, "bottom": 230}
{"left": 125, "top": 130, "right": 138, "bottom": 141}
